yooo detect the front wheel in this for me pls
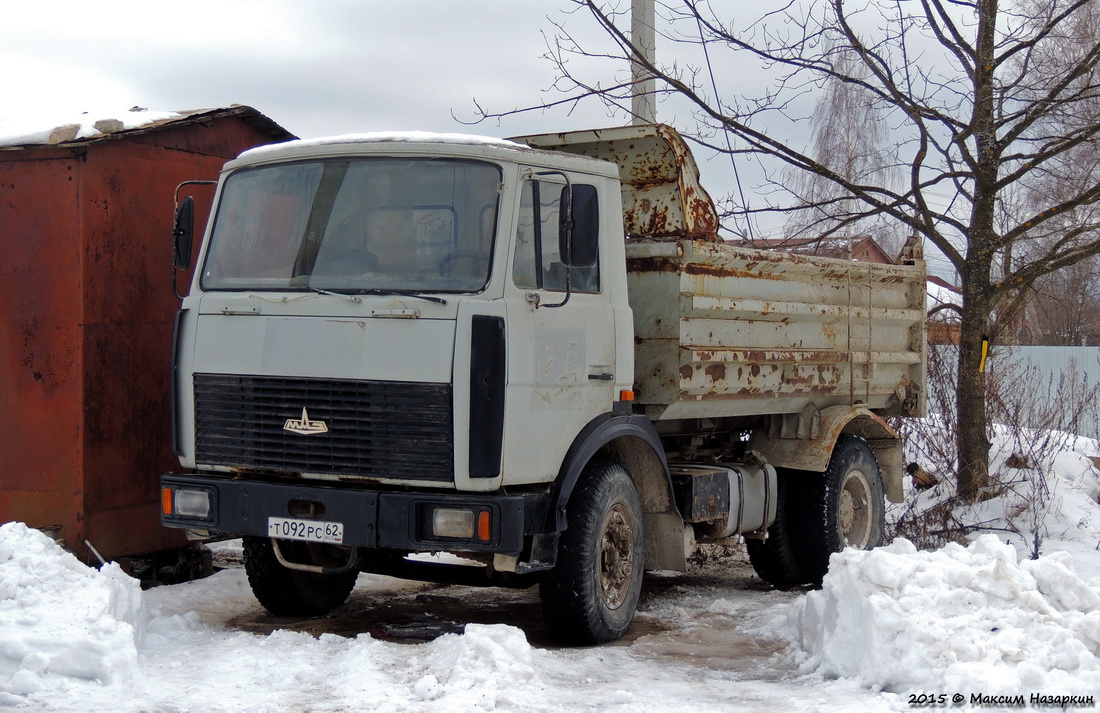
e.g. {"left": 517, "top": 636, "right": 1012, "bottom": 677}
{"left": 540, "top": 461, "right": 644, "bottom": 645}
{"left": 242, "top": 537, "right": 358, "bottom": 616}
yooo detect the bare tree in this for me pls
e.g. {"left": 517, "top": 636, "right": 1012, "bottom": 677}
{"left": 474, "top": 0, "right": 1100, "bottom": 499}
{"left": 1028, "top": 257, "right": 1100, "bottom": 344}
{"left": 1006, "top": 0, "right": 1100, "bottom": 345}
{"left": 782, "top": 43, "right": 902, "bottom": 256}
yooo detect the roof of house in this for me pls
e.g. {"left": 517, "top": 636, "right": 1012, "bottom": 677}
{"left": 927, "top": 275, "right": 962, "bottom": 322}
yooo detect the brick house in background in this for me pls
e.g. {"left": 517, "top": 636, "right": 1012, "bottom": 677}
{"left": 727, "top": 235, "right": 899, "bottom": 264}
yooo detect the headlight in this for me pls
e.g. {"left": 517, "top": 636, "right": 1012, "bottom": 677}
{"left": 162, "top": 486, "right": 213, "bottom": 519}
{"left": 430, "top": 507, "right": 491, "bottom": 542}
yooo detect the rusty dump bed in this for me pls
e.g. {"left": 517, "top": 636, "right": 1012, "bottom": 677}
{"left": 514, "top": 123, "right": 927, "bottom": 424}
{"left": 626, "top": 239, "right": 927, "bottom": 422}
{"left": 512, "top": 123, "right": 719, "bottom": 241}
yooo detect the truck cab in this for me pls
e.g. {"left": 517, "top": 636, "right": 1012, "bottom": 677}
{"left": 163, "top": 133, "right": 665, "bottom": 643}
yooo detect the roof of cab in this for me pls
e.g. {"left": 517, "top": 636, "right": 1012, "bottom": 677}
{"left": 226, "top": 130, "right": 620, "bottom": 176}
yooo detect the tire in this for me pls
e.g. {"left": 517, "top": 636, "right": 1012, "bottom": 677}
{"left": 745, "top": 469, "right": 808, "bottom": 587}
{"left": 242, "top": 537, "right": 358, "bottom": 616}
{"left": 789, "top": 434, "right": 885, "bottom": 585}
{"left": 540, "top": 461, "right": 644, "bottom": 645}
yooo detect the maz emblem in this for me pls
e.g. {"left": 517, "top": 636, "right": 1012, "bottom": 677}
{"left": 283, "top": 408, "right": 329, "bottom": 435}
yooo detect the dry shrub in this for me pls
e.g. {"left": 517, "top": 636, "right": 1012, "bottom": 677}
{"left": 889, "top": 346, "right": 1100, "bottom": 557}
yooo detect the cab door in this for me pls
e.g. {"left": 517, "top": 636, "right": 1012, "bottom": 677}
{"left": 501, "top": 171, "right": 618, "bottom": 486}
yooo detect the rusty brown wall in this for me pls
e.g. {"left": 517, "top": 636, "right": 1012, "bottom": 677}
{"left": 0, "top": 149, "right": 86, "bottom": 552}
{"left": 0, "top": 116, "right": 280, "bottom": 562}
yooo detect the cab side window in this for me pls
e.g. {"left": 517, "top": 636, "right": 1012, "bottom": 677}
{"left": 513, "top": 179, "right": 600, "bottom": 293}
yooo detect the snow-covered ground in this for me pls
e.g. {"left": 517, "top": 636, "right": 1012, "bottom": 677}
{"left": 3, "top": 426, "right": 1099, "bottom": 712}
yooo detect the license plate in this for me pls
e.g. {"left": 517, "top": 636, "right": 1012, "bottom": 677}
{"left": 267, "top": 517, "right": 344, "bottom": 544}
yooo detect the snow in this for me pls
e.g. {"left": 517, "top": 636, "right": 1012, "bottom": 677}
{"left": 800, "top": 537, "right": 1100, "bottom": 695}
{"left": 0, "top": 523, "right": 145, "bottom": 699}
{"left": 0, "top": 107, "right": 183, "bottom": 148}
{"left": 2, "top": 428, "right": 1099, "bottom": 711}
{"left": 239, "top": 131, "right": 522, "bottom": 160}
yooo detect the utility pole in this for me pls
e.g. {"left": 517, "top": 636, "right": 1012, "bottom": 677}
{"left": 631, "top": 0, "right": 656, "bottom": 124}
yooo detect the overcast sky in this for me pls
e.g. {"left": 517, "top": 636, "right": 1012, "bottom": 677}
{"left": 0, "top": 1, "right": 768, "bottom": 224}
{"left": 0, "top": 1, "right": 617, "bottom": 140}
{"left": 0, "top": 0, "right": 959, "bottom": 278}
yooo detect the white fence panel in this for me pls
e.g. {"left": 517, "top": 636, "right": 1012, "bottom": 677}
{"left": 927, "top": 346, "right": 1100, "bottom": 439}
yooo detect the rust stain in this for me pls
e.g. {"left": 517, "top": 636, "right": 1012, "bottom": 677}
{"left": 692, "top": 349, "right": 846, "bottom": 364}
{"left": 703, "top": 364, "right": 726, "bottom": 383}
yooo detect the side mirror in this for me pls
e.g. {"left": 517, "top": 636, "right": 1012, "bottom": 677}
{"left": 174, "top": 196, "right": 195, "bottom": 269}
{"left": 558, "top": 184, "right": 599, "bottom": 268}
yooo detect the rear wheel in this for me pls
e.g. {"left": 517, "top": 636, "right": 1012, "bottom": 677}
{"left": 540, "top": 461, "right": 644, "bottom": 645}
{"left": 242, "top": 537, "right": 358, "bottom": 616}
{"left": 745, "top": 469, "right": 808, "bottom": 587}
{"left": 789, "top": 434, "right": 885, "bottom": 585}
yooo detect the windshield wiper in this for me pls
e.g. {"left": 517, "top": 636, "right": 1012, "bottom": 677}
{"left": 356, "top": 289, "right": 448, "bottom": 305}
{"left": 305, "top": 285, "right": 447, "bottom": 305}
{"left": 306, "top": 286, "right": 362, "bottom": 304}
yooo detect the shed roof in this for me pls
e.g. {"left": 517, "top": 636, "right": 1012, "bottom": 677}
{"left": 0, "top": 105, "right": 295, "bottom": 151}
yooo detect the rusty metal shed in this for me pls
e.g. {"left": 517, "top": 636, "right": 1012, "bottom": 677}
{"left": 0, "top": 106, "right": 294, "bottom": 565}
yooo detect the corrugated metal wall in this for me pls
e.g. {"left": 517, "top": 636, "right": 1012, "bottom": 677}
{"left": 930, "top": 345, "right": 1100, "bottom": 439}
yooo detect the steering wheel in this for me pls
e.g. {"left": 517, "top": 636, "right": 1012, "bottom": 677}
{"left": 438, "top": 251, "right": 488, "bottom": 277}
{"left": 318, "top": 249, "right": 380, "bottom": 274}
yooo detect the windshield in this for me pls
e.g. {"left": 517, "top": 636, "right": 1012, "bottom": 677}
{"left": 200, "top": 158, "right": 502, "bottom": 293}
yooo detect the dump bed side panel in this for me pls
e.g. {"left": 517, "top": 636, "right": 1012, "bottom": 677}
{"left": 626, "top": 240, "right": 926, "bottom": 422}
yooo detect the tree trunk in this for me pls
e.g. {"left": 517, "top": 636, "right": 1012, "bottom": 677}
{"left": 956, "top": 293, "right": 993, "bottom": 499}
{"left": 956, "top": 0, "right": 999, "bottom": 501}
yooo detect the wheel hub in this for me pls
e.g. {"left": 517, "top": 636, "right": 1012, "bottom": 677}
{"left": 599, "top": 503, "right": 634, "bottom": 610}
{"left": 840, "top": 469, "right": 872, "bottom": 548}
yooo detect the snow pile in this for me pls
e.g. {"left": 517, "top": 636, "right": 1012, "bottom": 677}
{"left": 799, "top": 535, "right": 1100, "bottom": 694}
{"left": 0, "top": 522, "right": 147, "bottom": 697}
{"left": 0, "top": 107, "right": 182, "bottom": 148}
{"left": 411, "top": 623, "right": 541, "bottom": 707}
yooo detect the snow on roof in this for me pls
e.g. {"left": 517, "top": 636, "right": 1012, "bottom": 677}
{"left": 0, "top": 105, "right": 293, "bottom": 150}
{"left": 0, "top": 107, "right": 181, "bottom": 148}
{"left": 238, "top": 131, "right": 524, "bottom": 160}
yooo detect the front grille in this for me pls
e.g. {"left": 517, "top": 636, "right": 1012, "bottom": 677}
{"left": 193, "top": 373, "right": 454, "bottom": 482}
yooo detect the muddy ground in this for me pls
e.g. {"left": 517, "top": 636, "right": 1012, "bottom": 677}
{"left": 213, "top": 541, "right": 805, "bottom": 676}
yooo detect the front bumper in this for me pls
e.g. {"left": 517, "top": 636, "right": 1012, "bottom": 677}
{"left": 161, "top": 473, "right": 549, "bottom": 555}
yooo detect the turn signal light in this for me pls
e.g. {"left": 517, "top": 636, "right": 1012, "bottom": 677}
{"left": 477, "top": 510, "right": 491, "bottom": 542}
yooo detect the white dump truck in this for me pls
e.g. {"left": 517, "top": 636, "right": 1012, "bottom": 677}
{"left": 162, "top": 124, "right": 926, "bottom": 644}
